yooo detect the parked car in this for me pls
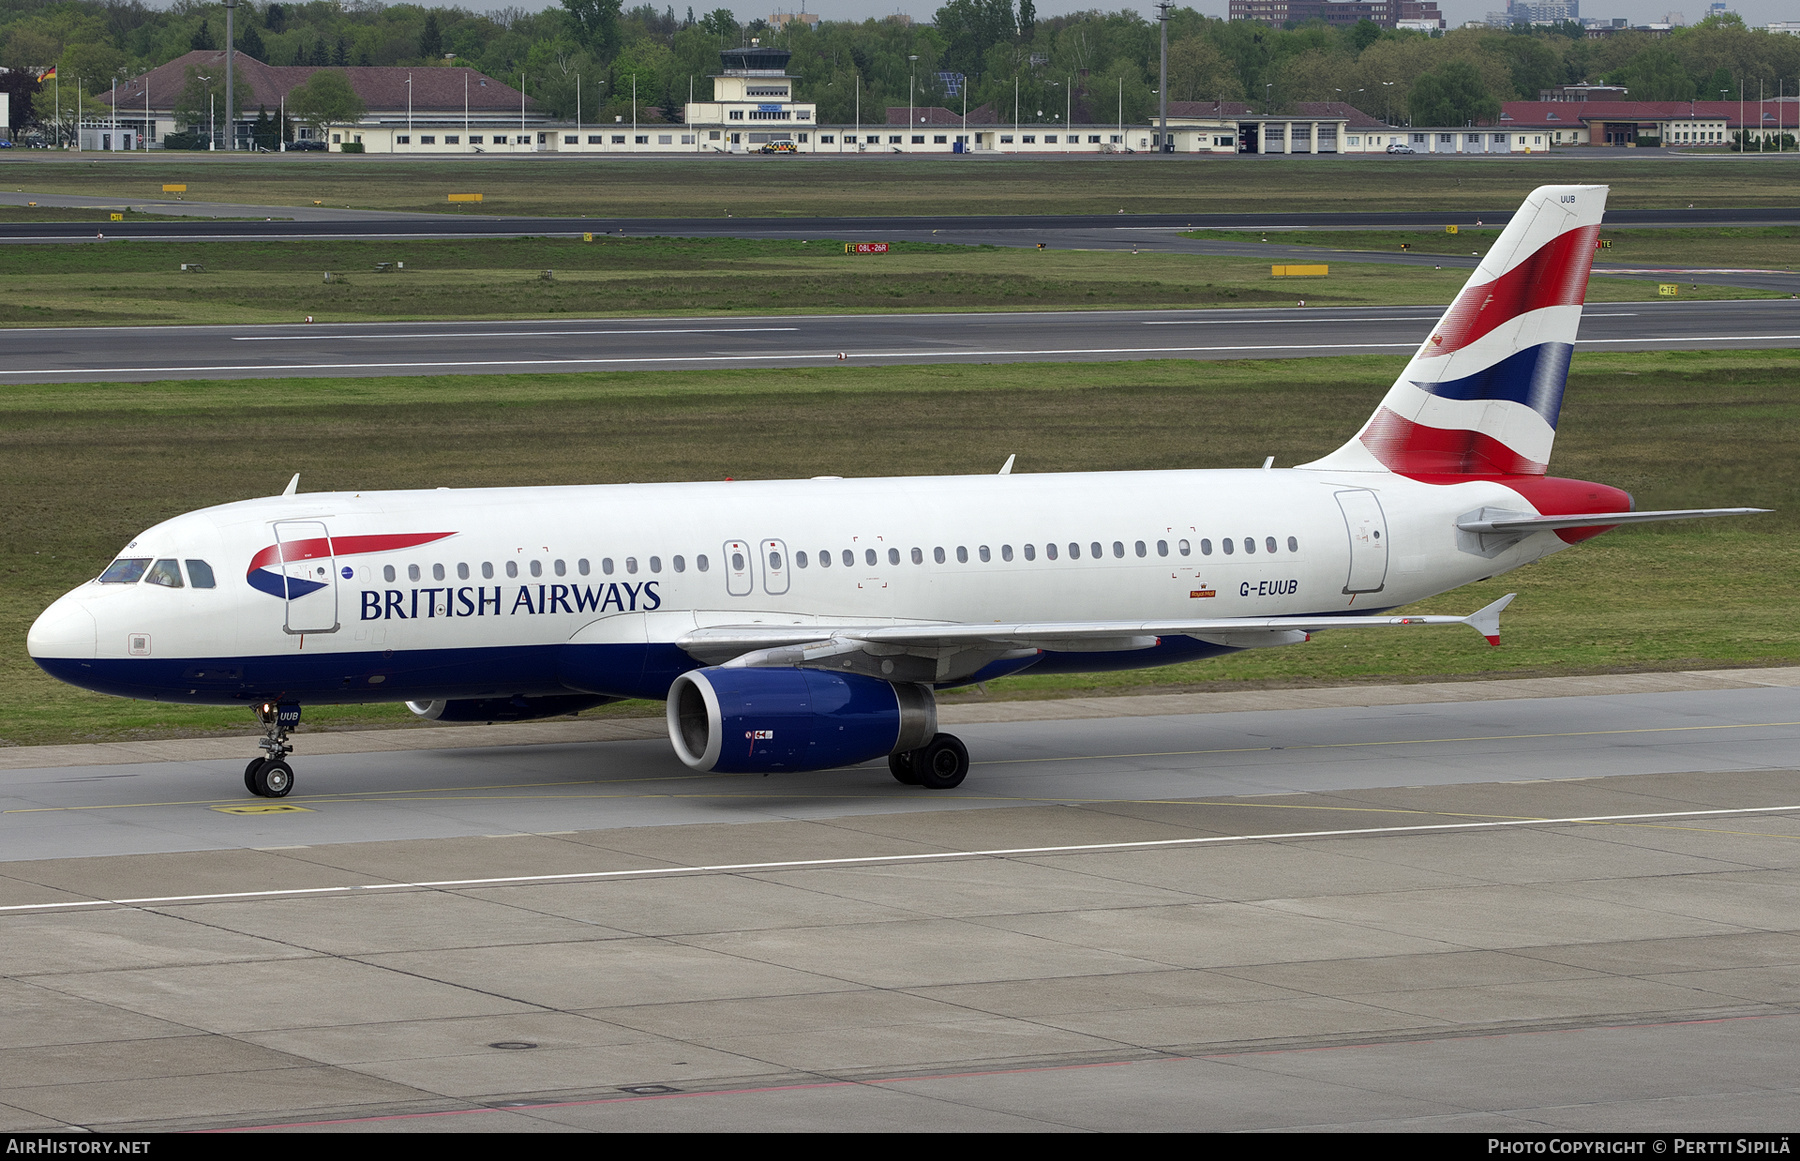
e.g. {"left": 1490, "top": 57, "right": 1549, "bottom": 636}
{"left": 1386, "top": 142, "right": 1416, "bottom": 154}
{"left": 758, "top": 139, "right": 798, "bottom": 154}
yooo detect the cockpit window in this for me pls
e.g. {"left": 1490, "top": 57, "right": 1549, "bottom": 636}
{"left": 99, "top": 558, "right": 151, "bottom": 584}
{"left": 184, "top": 560, "right": 216, "bottom": 589}
{"left": 145, "top": 559, "right": 184, "bottom": 588}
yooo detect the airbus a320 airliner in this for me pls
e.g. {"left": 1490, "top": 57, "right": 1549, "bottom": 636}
{"left": 28, "top": 185, "right": 1764, "bottom": 798}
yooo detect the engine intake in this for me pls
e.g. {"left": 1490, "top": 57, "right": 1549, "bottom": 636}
{"left": 667, "top": 667, "right": 936, "bottom": 773}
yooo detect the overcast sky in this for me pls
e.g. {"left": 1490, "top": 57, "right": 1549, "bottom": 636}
{"left": 464, "top": 1, "right": 1792, "bottom": 28}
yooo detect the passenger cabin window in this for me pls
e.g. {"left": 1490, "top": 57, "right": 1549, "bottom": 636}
{"left": 1001, "top": 545, "right": 1013, "bottom": 561}
{"left": 145, "top": 559, "right": 183, "bottom": 588}
{"left": 1157, "top": 540, "right": 1168, "bottom": 557}
{"left": 817, "top": 550, "right": 830, "bottom": 568}
{"left": 578, "top": 559, "right": 590, "bottom": 576}
{"left": 1222, "top": 538, "right": 1235, "bottom": 555}
{"left": 796, "top": 551, "right": 808, "bottom": 568}
{"left": 384, "top": 565, "right": 397, "bottom": 582}
{"left": 432, "top": 563, "right": 446, "bottom": 580}
{"left": 554, "top": 559, "right": 566, "bottom": 577}
{"left": 1244, "top": 538, "right": 1256, "bottom": 554}
{"left": 911, "top": 547, "right": 923, "bottom": 565}
{"left": 185, "top": 560, "right": 216, "bottom": 588}
{"left": 864, "top": 549, "right": 876, "bottom": 566}
{"left": 529, "top": 560, "right": 543, "bottom": 577}
{"left": 651, "top": 556, "right": 663, "bottom": 573}
{"left": 1180, "top": 539, "right": 1192, "bottom": 556}
{"left": 457, "top": 563, "right": 470, "bottom": 580}
{"left": 696, "top": 554, "right": 710, "bottom": 572}
{"left": 1023, "top": 544, "right": 1036, "bottom": 561}
{"left": 1197, "top": 539, "right": 1210, "bottom": 556}
{"left": 408, "top": 564, "right": 422, "bottom": 581}
{"left": 978, "top": 546, "right": 989, "bottom": 562}
{"left": 1288, "top": 536, "right": 1299, "bottom": 552}
{"left": 506, "top": 561, "right": 519, "bottom": 578}
{"left": 482, "top": 562, "right": 494, "bottom": 579}
{"left": 674, "top": 555, "right": 687, "bottom": 573}
{"left": 954, "top": 547, "right": 966, "bottom": 563}
{"left": 602, "top": 558, "right": 615, "bottom": 575}
{"left": 626, "top": 557, "right": 639, "bottom": 574}
{"left": 887, "top": 548, "right": 900, "bottom": 566}
{"left": 1134, "top": 541, "right": 1146, "bottom": 558}
{"left": 1266, "top": 537, "right": 1278, "bottom": 554}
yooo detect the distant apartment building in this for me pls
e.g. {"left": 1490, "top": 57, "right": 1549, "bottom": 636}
{"left": 766, "top": 12, "right": 819, "bottom": 31}
{"left": 1228, "top": 0, "right": 1445, "bottom": 29}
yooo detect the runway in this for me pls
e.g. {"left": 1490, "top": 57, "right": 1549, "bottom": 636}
{"left": 3, "top": 674, "right": 1799, "bottom": 1131}
{"left": 3, "top": 299, "right": 1795, "bottom": 383}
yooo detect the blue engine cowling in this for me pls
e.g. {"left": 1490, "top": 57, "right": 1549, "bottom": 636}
{"left": 406, "top": 694, "right": 619, "bottom": 723}
{"left": 667, "top": 667, "right": 937, "bottom": 773}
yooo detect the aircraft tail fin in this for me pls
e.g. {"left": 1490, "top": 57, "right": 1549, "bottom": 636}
{"left": 1300, "top": 184, "right": 1608, "bottom": 477}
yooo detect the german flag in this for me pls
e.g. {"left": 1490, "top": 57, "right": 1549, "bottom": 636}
{"left": 39, "top": 66, "right": 56, "bottom": 83}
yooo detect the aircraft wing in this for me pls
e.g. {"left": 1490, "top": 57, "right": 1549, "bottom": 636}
{"left": 676, "top": 594, "right": 1516, "bottom": 680}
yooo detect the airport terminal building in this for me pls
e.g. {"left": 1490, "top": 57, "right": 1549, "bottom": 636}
{"left": 93, "top": 47, "right": 1797, "bottom": 157}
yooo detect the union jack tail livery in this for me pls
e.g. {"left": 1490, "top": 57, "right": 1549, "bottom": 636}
{"left": 1304, "top": 184, "right": 1606, "bottom": 478}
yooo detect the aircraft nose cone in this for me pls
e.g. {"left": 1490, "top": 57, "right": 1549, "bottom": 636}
{"left": 28, "top": 597, "right": 97, "bottom": 661}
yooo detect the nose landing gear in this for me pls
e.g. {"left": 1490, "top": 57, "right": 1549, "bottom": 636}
{"left": 245, "top": 702, "right": 301, "bottom": 798}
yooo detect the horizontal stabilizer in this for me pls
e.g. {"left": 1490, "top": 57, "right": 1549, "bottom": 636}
{"left": 1458, "top": 507, "right": 1770, "bottom": 534}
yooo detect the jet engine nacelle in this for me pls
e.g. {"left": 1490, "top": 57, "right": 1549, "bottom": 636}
{"left": 667, "top": 667, "right": 937, "bottom": 773}
{"left": 406, "top": 694, "right": 619, "bottom": 723}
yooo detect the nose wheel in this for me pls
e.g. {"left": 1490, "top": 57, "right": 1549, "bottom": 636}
{"left": 244, "top": 758, "right": 295, "bottom": 798}
{"left": 245, "top": 702, "right": 301, "bottom": 798}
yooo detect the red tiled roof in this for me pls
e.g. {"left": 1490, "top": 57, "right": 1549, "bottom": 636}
{"left": 1166, "top": 100, "right": 1386, "bottom": 126}
{"left": 100, "top": 51, "right": 535, "bottom": 115}
{"left": 1500, "top": 100, "right": 1777, "bottom": 128}
{"left": 885, "top": 104, "right": 1000, "bottom": 125}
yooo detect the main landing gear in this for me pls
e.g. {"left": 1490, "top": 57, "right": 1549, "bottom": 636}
{"left": 244, "top": 702, "right": 301, "bottom": 798}
{"left": 888, "top": 733, "right": 970, "bottom": 790}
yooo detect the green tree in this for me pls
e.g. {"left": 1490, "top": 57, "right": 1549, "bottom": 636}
{"left": 420, "top": 12, "right": 443, "bottom": 61}
{"left": 1409, "top": 59, "right": 1497, "bottom": 125}
{"left": 563, "top": 0, "right": 623, "bottom": 54}
{"left": 287, "top": 68, "right": 365, "bottom": 147}
{"left": 239, "top": 22, "right": 266, "bottom": 62}
{"left": 1614, "top": 45, "right": 1696, "bottom": 101}
{"left": 173, "top": 62, "right": 253, "bottom": 138}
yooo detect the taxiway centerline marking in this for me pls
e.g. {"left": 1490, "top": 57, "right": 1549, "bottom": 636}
{"left": 4, "top": 802, "right": 1798, "bottom": 915}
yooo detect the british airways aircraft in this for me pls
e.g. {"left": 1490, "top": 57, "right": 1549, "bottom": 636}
{"left": 28, "top": 185, "right": 1762, "bottom": 799}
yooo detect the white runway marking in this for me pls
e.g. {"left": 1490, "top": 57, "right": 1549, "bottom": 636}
{"left": 0, "top": 343, "right": 1428, "bottom": 376}
{"left": 5, "top": 801, "right": 1796, "bottom": 915}
{"left": 230, "top": 327, "right": 801, "bottom": 342}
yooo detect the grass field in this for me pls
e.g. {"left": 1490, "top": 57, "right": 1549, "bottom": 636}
{"left": 4, "top": 153, "right": 1799, "bottom": 217}
{"left": 0, "top": 235, "right": 1778, "bottom": 327}
{"left": 1185, "top": 226, "right": 1800, "bottom": 269}
{"left": 2, "top": 349, "right": 1794, "bottom": 748}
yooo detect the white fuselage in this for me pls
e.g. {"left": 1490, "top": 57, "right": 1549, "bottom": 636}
{"left": 29, "top": 467, "right": 1569, "bottom": 707}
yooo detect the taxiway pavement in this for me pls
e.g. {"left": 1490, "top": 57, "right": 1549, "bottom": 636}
{"left": 2, "top": 299, "right": 1794, "bottom": 384}
{"left": 2, "top": 672, "right": 1798, "bottom": 1131}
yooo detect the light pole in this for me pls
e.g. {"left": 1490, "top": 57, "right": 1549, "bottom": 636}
{"left": 405, "top": 73, "right": 412, "bottom": 149}
{"left": 1155, "top": 0, "right": 1171, "bottom": 152}
{"left": 198, "top": 73, "right": 215, "bottom": 149}
{"left": 909, "top": 54, "right": 918, "bottom": 143}
{"left": 1382, "top": 80, "right": 1394, "bottom": 125}
{"left": 223, "top": 0, "right": 237, "bottom": 150}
